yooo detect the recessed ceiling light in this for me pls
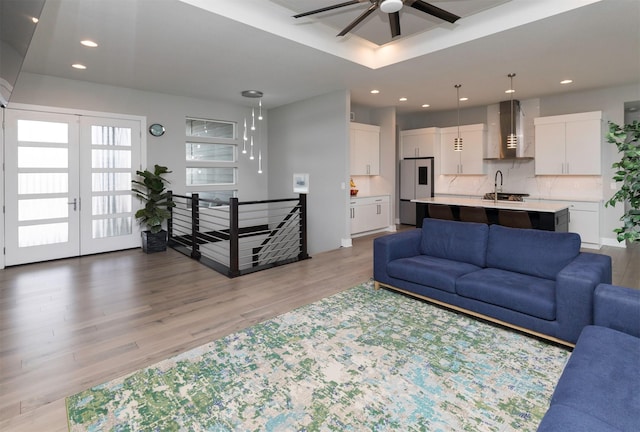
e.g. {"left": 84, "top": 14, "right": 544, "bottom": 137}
{"left": 560, "top": 79, "right": 573, "bottom": 84}
{"left": 399, "top": 97, "right": 407, "bottom": 102}
{"left": 421, "top": 104, "right": 430, "bottom": 108}
{"left": 370, "top": 89, "right": 380, "bottom": 94}
{"left": 72, "top": 63, "right": 87, "bottom": 70}
{"left": 505, "top": 89, "right": 515, "bottom": 94}
{"left": 459, "top": 97, "right": 468, "bottom": 101}
{"left": 81, "top": 40, "right": 98, "bottom": 48}
{"left": 31, "top": 17, "right": 39, "bottom": 23}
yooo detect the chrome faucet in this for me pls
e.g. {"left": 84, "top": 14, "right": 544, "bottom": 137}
{"left": 494, "top": 170, "right": 503, "bottom": 203}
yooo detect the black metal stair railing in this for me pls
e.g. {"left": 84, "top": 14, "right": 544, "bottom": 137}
{"left": 167, "top": 192, "right": 309, "bottom": 277}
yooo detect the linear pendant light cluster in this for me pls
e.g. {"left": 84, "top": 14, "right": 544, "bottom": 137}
{"left": 454, "top": 84, "right": 463, "bottom": 152}
{"left": 241, "top": 90, "right": 263, "bottom": 174}
{"left": 506, "top": 73, "right": 518, "bottom": 150}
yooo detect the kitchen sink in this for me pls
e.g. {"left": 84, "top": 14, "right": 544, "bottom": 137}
{"left": 482, "top": 192, "right": 529, "bottom": 201}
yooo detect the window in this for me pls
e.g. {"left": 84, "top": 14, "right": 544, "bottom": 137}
{"left": 186, "top": 167, "right": 235, "bottom": 186}
{"left": 186, "top": 142, "right": 234, "bottom": 162}
{"left": 185, "top": 117, "right": 237, "bottom": 203}
{"left": 185, "top": 118, "right": 235, "bottom": 139}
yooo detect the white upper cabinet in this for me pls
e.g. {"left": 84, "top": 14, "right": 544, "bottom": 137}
{"left": 400, "top": 127, "right": 440, "bottom": 158}
{"left": 534, "top": 111, "right": 602, "bottom": 175}
{"left": 440, "top": 124, "right": 487, "bottom": 175}
{"left": 350, "top": 122, "right": 380, "bottom": 175}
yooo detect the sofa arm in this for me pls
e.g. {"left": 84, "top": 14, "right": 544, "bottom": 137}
{"left": 373, "top": 229, "right": 421, "bottom": 282}
{"left": 594, "top": 283, "right": 640, "bottom": 338}
{"left": 554, "top": 252, "right": 612, "bottom": 343}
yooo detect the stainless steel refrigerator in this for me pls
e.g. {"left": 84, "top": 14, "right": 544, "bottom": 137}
{"left": 400, "top": 157, "right": 434, "bottom": 225}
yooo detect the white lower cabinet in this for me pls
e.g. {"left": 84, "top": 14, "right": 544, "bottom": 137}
{"left": 350, "top": 195, "right": 390, "bottom": 235}
{"left": 566, "top": 201, "right": 601, "bottom": 247}
{"left": 532, "top": 199, "right": 601, "bottom": 248}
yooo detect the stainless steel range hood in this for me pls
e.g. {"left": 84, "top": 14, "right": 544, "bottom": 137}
{"left": 484, "top": 99, "right": 533, "bottom": 160}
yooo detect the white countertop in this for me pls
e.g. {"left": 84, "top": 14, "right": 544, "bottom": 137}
{"left": 435, "top": 192, "right": 602, "bottom": 203}
{"left": 412, "top": 197, "right": 569, "bottom": 213}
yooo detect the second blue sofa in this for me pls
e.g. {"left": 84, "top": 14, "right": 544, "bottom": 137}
{"left": 537, "top": 283, "right": 640, "bottom": 431}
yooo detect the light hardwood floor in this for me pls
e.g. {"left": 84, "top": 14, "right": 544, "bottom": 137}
{"left": 1, "top": 231, "right": 638, "bottom": 431}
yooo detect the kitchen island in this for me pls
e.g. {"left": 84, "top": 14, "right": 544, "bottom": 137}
{"left": 413, "top": 197, "right": 570, "bottom": 231}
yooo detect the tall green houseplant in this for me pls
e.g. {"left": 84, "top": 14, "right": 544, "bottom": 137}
{"left": 132, "top": 165, "right": 175, "bottom": 252}
{"left": 605, "top": 120, "right": 640, "bottom": 243}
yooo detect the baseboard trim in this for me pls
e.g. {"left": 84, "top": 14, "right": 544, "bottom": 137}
{"left": 601, "top": 237, "right": 626, "bottom": 248}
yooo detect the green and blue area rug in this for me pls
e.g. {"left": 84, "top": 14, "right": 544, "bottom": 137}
{"left": 66, "top": 281, "right": 570, "bottom": 431}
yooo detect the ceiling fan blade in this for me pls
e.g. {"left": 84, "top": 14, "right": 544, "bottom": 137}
{"left": 409, "top": 0, "right": 460, "bottom": 23}
{"left": 389, "top": 11, "right": 401, "bottom": 38}
{"left": 293, "top": 0, "right": 362, "bottom": 19}
{"left": 337, "top": 3, "right": 378, "bottom": 36}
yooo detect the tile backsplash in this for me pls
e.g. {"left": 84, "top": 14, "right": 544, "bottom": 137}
{"left": 436, "top": 159, "right": 604, "bottom": 202}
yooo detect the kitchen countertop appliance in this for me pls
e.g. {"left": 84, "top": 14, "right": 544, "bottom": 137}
{"left": 400, "top": 157, "right": 434, "bottom": 225}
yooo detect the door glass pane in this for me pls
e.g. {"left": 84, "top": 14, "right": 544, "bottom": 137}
{"left": 92, "top": 195, "right": 132, "bottom": 215}
{"left": 186, "top": 167, "right": 235, "bottom": 185}
{"left": 186, "top": 143, "right": 235, "bottom": 162}
{"left": 19, "top": 223, "right": 69, "bottom": 247}
{"left": 92, "top": 217, "right": 132, "bottom": 238}
{"left": 17, "top": 120, "right": 68, "bottom": 143}
{"left": 18, "top": 147, "right": 68, "bottom": 168}
{"left": 19, "top": 198, "right": 68, "bottom": 221}
{"left": 91, "top": 125, "right": 132, "bottom": 146}
{"left": 92, "top": 150, "right": 132, "bottom": 168}
{"left": 18, "top": 173, "right": 68, "bottom": 194}
{"left": 92, "top": 173, "right": 132, "bottom": 192}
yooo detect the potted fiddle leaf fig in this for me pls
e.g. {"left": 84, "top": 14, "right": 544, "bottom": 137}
{"left": 132, "top": 164, "right": 175, "bottom": 253}
{"left": 605, "top": 120, "right": 640, "bottom": 243}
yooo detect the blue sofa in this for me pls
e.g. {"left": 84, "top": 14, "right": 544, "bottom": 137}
{"left": 373, "top": 218, "right": 612, "bottom": 344}
{"left": 538, "top": 283, "right": 640, "bottom": 431}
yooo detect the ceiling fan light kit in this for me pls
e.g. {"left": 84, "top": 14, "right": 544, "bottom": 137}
{"left": 293, "top": 0, "right": 460, "bottom": 40}
{"left": 380, "top": 0, "right": 402, "bottom": 14}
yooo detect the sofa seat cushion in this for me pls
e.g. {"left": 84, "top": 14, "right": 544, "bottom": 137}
{"left": 487, "top": 224, "right": 580, "bottom": 280}
{"left": 420, "top": 219, "right": 489, "bottom": 268}
{"left": 547, "top": 325, "right": 640, "bottom": 432}
{"left": 387, "top": 255, "right": 481, "bottom": 294}
{"left": 537, "top": 404, "right": 622, "bottom": 432}
{"left": 455, "top": 268, "right": 556, "bottom": 320}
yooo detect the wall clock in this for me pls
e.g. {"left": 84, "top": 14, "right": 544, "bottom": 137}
{"left": 149, "top": 123, "right": 165, "bottom": 137}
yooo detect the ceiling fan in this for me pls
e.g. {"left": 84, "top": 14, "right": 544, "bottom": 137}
{"left": 293, "top": 0, "right": 460, "bottom": 39}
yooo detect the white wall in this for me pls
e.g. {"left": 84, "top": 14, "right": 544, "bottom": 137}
{"left": 11, "top": 72, "right": 268, "bottom": 200}
{"left": 268, "top": 90, "right": 350, "bottom": 255}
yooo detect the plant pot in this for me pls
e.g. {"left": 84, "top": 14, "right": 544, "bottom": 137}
{"left": 141, "top": 230, "right": 167, "bottom": 253}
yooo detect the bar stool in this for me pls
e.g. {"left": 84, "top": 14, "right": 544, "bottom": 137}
{"left": 428, "top": 204, "right": 454, "bottom": 220}
{"left": 459, "top": 206, "right": 488, "bottom": 224}
{"left": 498, "top": 210, "right": 532, "bottom": 229}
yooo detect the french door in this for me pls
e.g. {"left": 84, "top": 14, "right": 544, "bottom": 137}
{"left": 4, "top": 109, "right": 143, "bottom": 265}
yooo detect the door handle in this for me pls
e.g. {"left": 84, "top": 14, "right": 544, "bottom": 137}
{"left": 68, "top": 198, "right": 77, "bottom": 211}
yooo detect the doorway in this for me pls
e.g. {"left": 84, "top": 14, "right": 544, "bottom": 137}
{"left": 4, "top": 108, "right": 143, "bottom": 265}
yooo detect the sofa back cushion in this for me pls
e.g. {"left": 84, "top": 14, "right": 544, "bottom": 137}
{"left": 487, "top": 224, "right": 581, "bottom": 280}
{"left": 420, "top": 219, "right": 489, "bottom": 267}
